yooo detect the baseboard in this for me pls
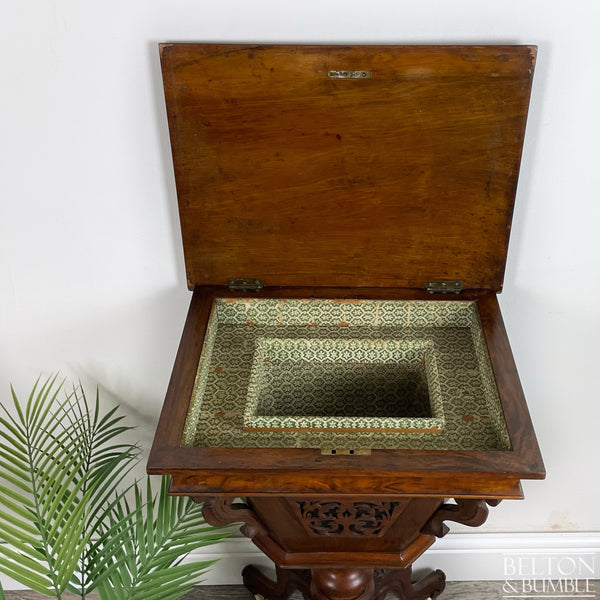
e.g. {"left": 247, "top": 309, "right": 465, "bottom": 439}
{"left": 2, "top": 532, "right": 599, "bottom": 589}
{"left": 189, "top": 532, "right": 600, "bottom": 585}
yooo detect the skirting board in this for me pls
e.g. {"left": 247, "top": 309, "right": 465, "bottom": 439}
{"left": 1, "top": 532, "right": 599, "bottom": 590}
{"left": 197, "top": 532, "right": 600, "bottom": 585}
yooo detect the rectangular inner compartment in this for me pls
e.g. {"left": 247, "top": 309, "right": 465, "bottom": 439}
{"left": 244, "top": 338, "right": 444, "bottom": 433}
{"left": 183, "top": 298, "right": 510, "bottom": 451}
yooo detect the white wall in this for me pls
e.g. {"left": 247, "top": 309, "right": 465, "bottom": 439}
{"left": 1, "top": 0, "right": 599, "bottom": 535}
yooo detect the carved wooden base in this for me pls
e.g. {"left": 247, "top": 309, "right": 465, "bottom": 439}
{"left": 242, "top": 565, "right": 312, "bottom": 600}
{"left": 374, "top": 568, "right": 446, "bottom": 600}
{"left": 199, "top": 496, "right": 495, "bottom": 600}
{"left": 242, "top": 565, "right": 446, "bottom": 600}
{"left": 311, "top": 569, "right": 375, "bottom": 600}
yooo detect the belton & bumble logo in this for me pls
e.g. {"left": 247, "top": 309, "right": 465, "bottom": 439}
{"left": 503, "top": 553, "right": 597, "bottom": 598}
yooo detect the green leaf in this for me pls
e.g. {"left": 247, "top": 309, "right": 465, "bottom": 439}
{"left": 94, "top": 477, "right": 229, "bottom": 600}
{"left": 0, "top": 545, "right": 55, "bottom": 589}
{"left": 0, "top": 459, "right": 32, "bottom": 487}
{"left": 146, "top": 478, "right": 155, "bottom": 556}
{"left": 27, "top": 374, "right": 63, "bottom": 435}
{"left": 0, "top": 520, "right": 46, "bottom": 557}
{"left": 45, "top": 462, "right": 90, "bottom": 541}
{"left": 0, "top": 482, "right": 35, "bottom": 507}
{"left": 0, "top": 377, "right": 96, "bottom": 594}
{"left": 0, "top": 445, "right": 29, "bottom": 471}
{"left": 0, "top": 416, "right": 28, "bottom": 447}
{"left": 0, "top": 555, "right": 53, "bottom": 595}
{"left": 10, "top": 383, "right": 28, "bottom": 426}
{"left": 1, "top": 377, "right": 227, "bottom": 600}
{"left": 0, "top": 492, "right": 39, "bottom": 521}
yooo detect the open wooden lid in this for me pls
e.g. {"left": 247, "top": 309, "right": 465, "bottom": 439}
{"left": 160, "top": 44, "right": 536, "bottom": 291}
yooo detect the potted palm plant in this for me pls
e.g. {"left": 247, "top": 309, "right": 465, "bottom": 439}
{"left": 0, "top": 375, "right": 229, "bottom": 600}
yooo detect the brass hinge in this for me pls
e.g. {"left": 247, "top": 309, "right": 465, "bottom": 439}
{"left": 227, "top": 278, "right": 264, "bottom": 292}
{"left": 426, "top": 280, "right": 463, "bottom": 294}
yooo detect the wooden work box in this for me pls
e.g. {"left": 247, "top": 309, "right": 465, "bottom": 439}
{"left": 148, "top": 44, "right": 545, "bottom": 600}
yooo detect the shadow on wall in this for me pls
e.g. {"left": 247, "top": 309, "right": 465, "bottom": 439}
{"left": 73, "top": 286, "right": 193, "bottom": 444}
{"left": 1, "top": 286, "right": 192, "bottom": 459}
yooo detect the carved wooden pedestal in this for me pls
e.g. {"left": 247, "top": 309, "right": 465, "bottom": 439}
{"left": 198, "top": 496, "right": 498, "bottom": 600}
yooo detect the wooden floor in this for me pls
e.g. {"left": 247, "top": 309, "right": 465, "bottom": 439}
{"left": 186, "top": 582, "right": 508, "bottom": 599}
{"left": 3, "top": 581, "right": 514, "bottom": 599}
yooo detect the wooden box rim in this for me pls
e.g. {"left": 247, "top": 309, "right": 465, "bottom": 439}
{"left": 147, "top": 285, "right": 545, "bottom": 499}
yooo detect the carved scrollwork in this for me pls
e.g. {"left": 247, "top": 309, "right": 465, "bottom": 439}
{"left": 243, "top": 565, "right": 312, "bottom": 600}
{"left": 194, "top": 496, "right": 268, "bottom": 539}
{"left": 374, "top": 567, "right": 446, "bottom": 600}
{"left": 294, "top": 500, "right": 402, "bottom": 537}
{"left": 421, "top": 498, "right": 501, "bottom": 538}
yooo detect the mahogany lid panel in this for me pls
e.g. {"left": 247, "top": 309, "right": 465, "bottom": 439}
{"left": 160, "top": 44, "right": 536, "bottom": 291}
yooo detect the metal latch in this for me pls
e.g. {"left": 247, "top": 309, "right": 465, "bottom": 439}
{"left": 328, "top": 70, "right": 371, "bottom": 79}
{"left": 321, "top": 448, "right": 372, "bottom": 456}
{"left": 227, "top": 278, "right": 264, "bottom": 292}
{"left": 426, "top": 280, "right": 463, "bottom": 294}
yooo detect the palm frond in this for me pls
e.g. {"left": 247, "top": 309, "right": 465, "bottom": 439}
{"left": 0, "top": 377, "right": 89, "bottom": 595}
{"left": 94, "top": 476, "right": 230, "bottom": 600}
{"left": 0, "top": 376, "right": 137, "bottom": 597}
{"left": 60, "top": 384, "right": 139, "bottom": 596}
{"left": 0, "top": 376, "right": 226, "bottom": 600}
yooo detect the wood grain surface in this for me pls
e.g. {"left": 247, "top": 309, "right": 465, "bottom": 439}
{"left": 160, "top": 44, "right": 536, "bottom": 291}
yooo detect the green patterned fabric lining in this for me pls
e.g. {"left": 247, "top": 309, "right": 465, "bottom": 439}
{"left": 244, "top": 337, "right": 444, "bottom": 433}
{"left": 183, "top": 298, "right": 510, "bottom": 451}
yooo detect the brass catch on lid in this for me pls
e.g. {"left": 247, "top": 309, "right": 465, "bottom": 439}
{"left": 321, "top": 448, "right": 372, "bottom": 456}
{"left": 227, "top": 278, "right": 264, "bottom": 292}
{"left": 328, "top": 70, "right": 371, "bottom": 79}
{"left": 426, "top": 280, "right": 463, "bottom": 294}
